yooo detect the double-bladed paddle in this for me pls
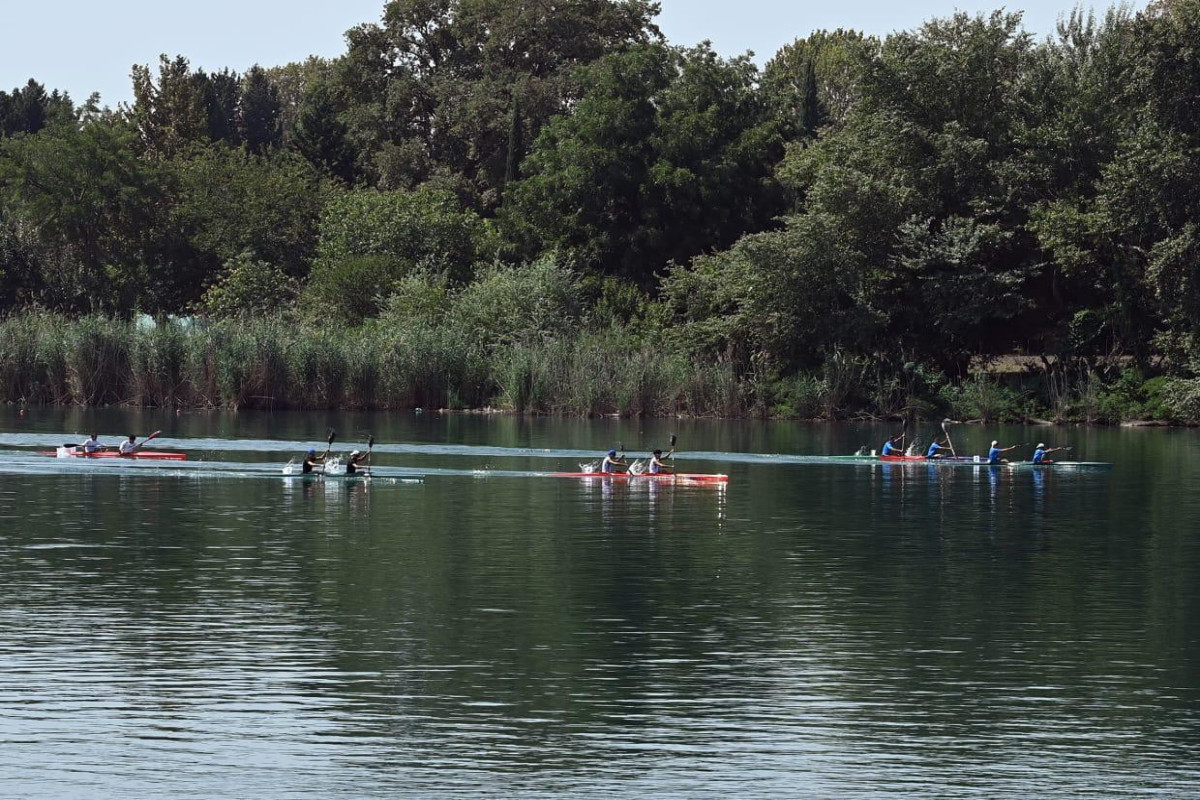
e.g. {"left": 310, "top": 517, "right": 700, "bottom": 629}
{"left": 941, "top": 419, "right": 957, "bottom": 457}
{"left": 133, "top": 430, "right": 162, "bottom": 452}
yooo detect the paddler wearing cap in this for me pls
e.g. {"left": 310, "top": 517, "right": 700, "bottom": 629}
{"left": 986, "top": 440, "right": 1018, "bottom": 464}
{"left": 601, "top": 448, "right": 627, "bottom": 474}
{"left": 1031, "top": 443, "right": 1068, "bottom": 464}
{"left": 648, "top": 448, "right": 674, "bottom": 475}
{"left": 301, "top": 448, "right": 326, "bottom": 474}
{"left": 345, "top": 450, "right": 370, "bottom": 474}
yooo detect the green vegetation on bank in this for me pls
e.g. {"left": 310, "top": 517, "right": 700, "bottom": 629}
{"left": 3, "top": 1, "right": 1200, "bottom": 423}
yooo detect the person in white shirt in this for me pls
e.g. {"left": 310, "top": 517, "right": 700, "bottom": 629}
{"left": 118, "top": 435, "right": 138, "bottom": 455}
{"left": 81, "top": 434, "right": 104, "bottom": 454}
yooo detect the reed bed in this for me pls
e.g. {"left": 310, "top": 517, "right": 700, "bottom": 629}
{"left": 0, "top": 313, "right": 737, "bottom": 415}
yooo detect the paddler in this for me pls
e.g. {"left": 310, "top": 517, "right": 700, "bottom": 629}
{"left": 881, "top": 435, "right": 905, "bottom": 456}
{"left": 1031, "top": 443, "right": 1067, "bottom": 464}
{"left": 925, "top": 437, "right": 950, "bottom": 459}
{"left": 301, "top": 448, "right": 326, "bottom": 475}
{"left": 118, "top": 434, "right": 139, "bottom": 455}
{"left": 81, "top": 433, "right": 105, "bottom": 454}
{"left": 986, "top": 440, "right": 1018, "bottom": 464}
{"left": 345, "top": 450, "right": 369, "bottom": 475}
{"left": 648, "top": 448, "right": 673, "bottom": 475}
{"left": 601, "top": 449, "right": 627, "bottom": 474}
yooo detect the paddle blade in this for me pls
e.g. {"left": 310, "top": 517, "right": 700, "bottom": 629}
{"left": 670, "top": 434, "right": 677, "bottom": 447}
{"left": 368, "top": 435, "right": 375, "bottom": 449}
{"left": 144, "top": 430, "right": 162, "bottom": 443}
{"left": 327, "top": 429, "right": 336, "bottom": 445}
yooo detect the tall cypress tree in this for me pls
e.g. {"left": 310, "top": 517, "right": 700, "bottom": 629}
{"left": 240, "top": 66, "right": 281, "bottom": 154}
{"left": 504, "top": 93, "right": 524, "bottom": 188}
{"left": 798, "top": 56, "right": 823, "bottom": 137}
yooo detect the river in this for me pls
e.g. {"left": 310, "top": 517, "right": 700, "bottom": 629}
{"left": 0, "top": 408, "right": 1197, "bottom": 797}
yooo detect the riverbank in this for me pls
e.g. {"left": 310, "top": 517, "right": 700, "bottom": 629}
{"left": 3, "top": 313, "right": 1199, "bottom": 424}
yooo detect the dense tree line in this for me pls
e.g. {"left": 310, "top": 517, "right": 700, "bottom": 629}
{"left": 2, "top": 0, "right": 1200, "bottom": 420}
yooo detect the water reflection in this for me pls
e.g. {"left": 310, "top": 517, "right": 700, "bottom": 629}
{"left": 0, "top": 414, "right": 1197, "bottom": 797}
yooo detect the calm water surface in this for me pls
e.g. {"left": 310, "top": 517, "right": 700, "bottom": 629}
{"left": 0, "top": 409, "right": 1198, "bottom": 797}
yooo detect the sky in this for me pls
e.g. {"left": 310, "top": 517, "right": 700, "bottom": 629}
{"left": 1, "top": 0, "right": 1146, "bottom": 108}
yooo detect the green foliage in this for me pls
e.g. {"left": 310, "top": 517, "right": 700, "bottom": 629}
{"left": 172, "top": 144, "right": 331, "bottom": 278}
{"left": 1160, "top": 378, "right": 1200, "bottom": 424}
{"left": 303, "top": 255, "right": 407, "bottom": 322}
{"left": 6, "top": 3, "right": 1200, "bottom": 423}
{"left": 335, "top": 0, "right": 660, "bottom": 205}
{"left": 312, "top": 187, "right": 497, "bottom": 286}
{"left": 449, "top": 258, "right": 583, "bottom": 349}
{"left": 199, "top": 252, "right": 298, "bottom": 318}
{"left": 0, "top": 79, "right": 75, "bottom": 137}
{"left": 504, "top": 42, "right": 784, "bottom": 284}
{"left": 0, "top": 117, "right": 172, "bottom": 313}
{"left": 939, "top": 375, "right": 1033, "bottom": 422}
{"left": 240, "top": 66, "right": 282, "bottom": 154}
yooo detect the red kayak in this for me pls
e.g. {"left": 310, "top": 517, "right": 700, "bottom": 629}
{"left": 550, "top": 471, "right": 728, "bottom": 483}
{"left": 40, "top": 447, "right": 186, "bottom": 461}
{"left": 879, "top": 454, "right": 927, "bottom": 462}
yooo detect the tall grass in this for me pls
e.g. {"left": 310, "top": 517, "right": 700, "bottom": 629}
{"left": 12, "top": 311, "right": 1169, "bottom": 421}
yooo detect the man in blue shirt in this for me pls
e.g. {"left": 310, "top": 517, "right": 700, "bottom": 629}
{"left": 987, "top": 440, "right": 1018, "bottom": 464}
{"left": 926, "top": 438, "right": 950, "bottom": 459}
{"left": 1031, "top": 443, "right": 1067, "bottom": 464}
{"left": 881, "top": 436, "right": 905, "bottom": 456}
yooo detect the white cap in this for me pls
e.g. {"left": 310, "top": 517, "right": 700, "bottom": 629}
{"left": 991, "top": 441, "right": 998, "bottom": 446}
{"left": 351, "top": 450, "right": 360, "bottom": 457}
{"left": 1037, "top": 443, "right": 1045, "bottom": 449}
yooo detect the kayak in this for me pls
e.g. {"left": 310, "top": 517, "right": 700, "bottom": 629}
{"left": 550, "top": 471, "right": 729, "bottom": 484}
{"left": 40, "top": 447, "right": 186, "bottom": 461}
{"left": 1005, "top": 461, "right": 1113, "bottom": 470}
{"left": 281, "top": 469, "right": 424, "bottom": 484}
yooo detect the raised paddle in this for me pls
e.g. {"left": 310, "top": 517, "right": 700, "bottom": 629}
{"left": 133, "top": 430, "right": 162, "bottom": 452}
{"left": 941, "top": 419, "right": 957, "bottom": 457}
{"left": 316, "top": 429, "right": 335, "bottom": 473}
{"left": 367, "top": 434, "right": 375, "bottom": 477}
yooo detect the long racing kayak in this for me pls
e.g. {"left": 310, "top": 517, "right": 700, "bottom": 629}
{"left": 1005, "top": 461, "right": 1113, "bottom": 470}
{"left": 550, "top": 471, "right": 729, "bottom": 483}
{"left": 280, "top": 465, "right": 424, "bottom": 483}
{"left": 40, "top": 447, "right": 186, "bottom": 461}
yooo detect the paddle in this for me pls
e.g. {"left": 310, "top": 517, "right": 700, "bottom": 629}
{"left": 315, "top": 429, "right": 335, "bottom": 474}
{"left": 132, "top": 430, "right": 162, "bottom": 452}
{"left": 367, "top": 434, "right": 375, "bottom": 477}
{"left": 662, "top": 433, "right": 678, "bottom": 473}
{"left": 941, "top": 419, "right": 957, "bottom": 458}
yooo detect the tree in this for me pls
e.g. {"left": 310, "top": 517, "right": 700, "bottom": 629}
{"left": 310, "top": 186, "right": 498, "bottom": 295}
{"left": 0, "top": 79, "right": 75, "bottom": 137}
{"left": 762, "top": 30, "right": 876, "bottom": 134}
{"left": 0, "top": 116, "right": 171, "bottom": 312}
{"left": 130, "top": 55, "right": 210, "bottom": 158}
{"left": 291, "top": 80, "right": 356, "bottom": 183}
{"left": 240, "top": 66, "right": 282, "bottom": 154}
{"left": 331, "top": 0, "right": 661, "bottom": 205}
{"left": 171, "top": 144, "right": 332, "bottom": 278}
{"left": 199, "top": 68, "right": 241, "bottom": 144}
{"left": 504, "top": 42, "right": 783, "bottom": 285}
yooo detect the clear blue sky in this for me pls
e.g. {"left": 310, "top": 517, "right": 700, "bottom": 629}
{"left": 2, "top": 0, "right": 1143, "bottom": 108}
